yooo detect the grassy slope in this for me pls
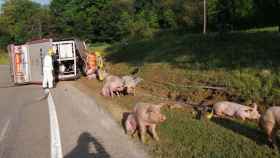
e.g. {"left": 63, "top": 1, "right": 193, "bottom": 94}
{"left": 89, "top": 31, "right": 280, "bottom": 158}
{"left": 104, "top": 31, "right": 280, "bottom": 106}
{"left": 0, "top": 49, "right": 8, "bottom": 64}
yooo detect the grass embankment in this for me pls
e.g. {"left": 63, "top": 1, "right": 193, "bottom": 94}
{"left": 85, "top": 31, "right": 280, "bottom": 158}
{"left": 0, "top": 49, "right": 8, "bottom": 64}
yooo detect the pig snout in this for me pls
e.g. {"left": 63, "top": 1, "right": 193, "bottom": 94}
{"left": 242, "top": 108, "right": 261, "bottom": 120}
{"left": 160, "top": 114, "right": 166, "bottom": 122}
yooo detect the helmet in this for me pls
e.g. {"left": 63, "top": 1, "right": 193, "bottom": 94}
{"left": 48, "top": 48, "right": 53, "bottom": 55}
{"left": 95, "top": 51, "right": 101, "bottom": 57}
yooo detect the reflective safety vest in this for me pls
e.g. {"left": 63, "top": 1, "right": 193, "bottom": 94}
{"left": 15, "top": 53, "right": 21, "bottom": 74}
{"left": 87, "top": 53, "right": 96, "bottom": 70}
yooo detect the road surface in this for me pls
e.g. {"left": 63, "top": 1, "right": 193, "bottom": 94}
{"left": 0, "top": 65, "right": 149, "bottom": 158}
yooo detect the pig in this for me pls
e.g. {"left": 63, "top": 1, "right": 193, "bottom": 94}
{"left": 122, "top": 75, "right": 143, "bottom": 96}
{"left": 132, "top": 102, "right": 166, "bottom": 143}
{"left": 259, "top": 106, "right": 280, "bottom": 148}
{"left": 213, "top": 101, "right": 260, "bottom": 120}
{"left": 101, "top": 75, "right": 124, "bottom": 97}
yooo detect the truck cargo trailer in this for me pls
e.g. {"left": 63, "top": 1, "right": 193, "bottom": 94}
{"left": 8, "top": 38, "right": 85, "bottom": 84}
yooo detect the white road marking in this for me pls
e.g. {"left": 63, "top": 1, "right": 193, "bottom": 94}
{"left": 0, "top": 119, "right": 10, "bottom": 142}
{"left": 48, "top": 92, "right": 63, "bottom": 158}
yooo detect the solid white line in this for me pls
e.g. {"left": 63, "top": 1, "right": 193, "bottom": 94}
{"left": 48, "top": 92, "right": 63, "bottom": 158}
{"left": 0, "top": 119, "right": 10, "bottom": 142}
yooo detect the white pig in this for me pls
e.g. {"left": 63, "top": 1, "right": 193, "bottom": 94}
{"left": 213, "top": 101, "right": 260, "bottom": 120}
{"left": 101, "top": 75, "right": 124, "bottom": 97}
{"left": 133, "top": 102, "right": 166, "bottom": 143}
{"left": 122, "top": 75, "right": 143, "bottom": 95}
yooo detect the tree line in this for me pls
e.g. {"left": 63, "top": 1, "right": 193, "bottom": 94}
{"left": 0, "top": 0, "right": 279, "bottom": 48}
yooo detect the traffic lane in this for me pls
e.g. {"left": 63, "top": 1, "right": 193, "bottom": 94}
{"left": 0, "top": 66, "right": 51, "bottom": 158}
{"left": 0, "top": 86, "right": 51, "bottom": 158}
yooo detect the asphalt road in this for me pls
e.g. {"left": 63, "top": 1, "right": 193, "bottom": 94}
{"left": 0, "top": 65, "right": 148, "bottom": 158}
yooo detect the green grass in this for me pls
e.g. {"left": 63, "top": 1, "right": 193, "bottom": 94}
{"left": 102, "top": 31, "right": 280, "bottom": 106}
{"left": 243, "top": 26, "right": 279, "bottom": 33}
{"left": 0, "top": 51, "right": 8, "bottom": 64}
{"left": 149, "top": 109, "right": 279, "bottom": 158}
{"left": 90, "top": 30, "right": 280, "bottom": 158}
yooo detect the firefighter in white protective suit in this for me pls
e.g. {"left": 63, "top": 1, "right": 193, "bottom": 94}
{"left": 42, "top": 48, "right": 54, "bottom": 89}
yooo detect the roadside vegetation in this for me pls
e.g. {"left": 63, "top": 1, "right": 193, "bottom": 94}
{"left": 96, "top": 31, "right": 280, "bottom": 107}
{"left": 82, "top": 29, "right": 280, "bottom": 158}
{"left": 0, "top": 49, "right": 8, "bottom": 64}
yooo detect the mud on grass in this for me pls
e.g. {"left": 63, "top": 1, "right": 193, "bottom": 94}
{"left": 76, "top": 77, "right": 280, "bottom": 158}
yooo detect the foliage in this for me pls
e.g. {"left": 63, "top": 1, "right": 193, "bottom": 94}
{"left": 104, "top": 30, "right": 280, "bottom": 106}
{"left": 0, "top": 50, "right": 8, "bottom": 64}
{"left": 0, "top": 0, "right": 279, "bottom": 47}
{"left": 0, "top": 0, "right": 52, "bottom": 45}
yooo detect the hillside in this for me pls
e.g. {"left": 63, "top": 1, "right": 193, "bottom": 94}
{"left": 81, "top": 31, "right": 280, "bottom": 158}
{"left": 101, "top": 31, "right": 280, "bottom": 107}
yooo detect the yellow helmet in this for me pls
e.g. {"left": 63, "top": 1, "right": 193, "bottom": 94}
{"left": 95, "top": 51, "right": 101, "bottom": 57}
{"left": 48, "top": 48, "right": 53, "bottom": 55}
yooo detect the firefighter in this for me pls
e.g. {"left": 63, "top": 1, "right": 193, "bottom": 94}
{"left": 95, "top": 51, "right": 105, "bottom": 80}
{"left": 42, "top": 48, "right": 54, "bottom": 89}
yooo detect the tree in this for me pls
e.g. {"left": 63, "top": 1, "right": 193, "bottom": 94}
{"left": 0, "top": 0, "right": 49, "bottom": 44}
{"left": 255, "top": 0, "right": 280, "bottom": 32}
{"left": 50, "top": 0, "right": 128, "bottom": 42}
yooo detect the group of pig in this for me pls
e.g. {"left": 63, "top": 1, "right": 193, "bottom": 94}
{"left": 101, "top": 73, "right": 142, "bottom": 97}
{"left": 122, "top": 100, "right": 280, "bottom": 148}
{"left": 213, "top": 101, "right": 280, "bottom": 148}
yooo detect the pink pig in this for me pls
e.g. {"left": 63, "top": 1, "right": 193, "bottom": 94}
{"left": 101, "top": 75, "right": 124, "bottom": 97}
{"left": 213, "top": 101, "right": 260, "bottom": 120}
{"left": 131, "top": 102, "right": 166, "bottom": 143}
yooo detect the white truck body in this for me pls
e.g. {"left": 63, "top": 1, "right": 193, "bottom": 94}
{"left": 8, "top": 38, "right": 84, "bottom": 84}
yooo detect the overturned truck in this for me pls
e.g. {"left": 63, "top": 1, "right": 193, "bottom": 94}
{"left": 8, "top": 38, "right": 88, "bottom": 84}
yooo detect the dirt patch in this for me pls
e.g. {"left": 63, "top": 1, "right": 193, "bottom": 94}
{"left": 74, "top": 77, "right": 169, "bottom": 122}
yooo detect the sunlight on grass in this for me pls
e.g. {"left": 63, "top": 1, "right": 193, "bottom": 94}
{"left": 149, "top": 109, "right": 279, "bottom": 158}
{"left": 243, "top": 26, "right": 279, "bottom": 33}
{"left": 90, "top": 31, "right": 280, "bottom": 158}
{"left": 0, "top": 52, "right": 8, "bottom": 64}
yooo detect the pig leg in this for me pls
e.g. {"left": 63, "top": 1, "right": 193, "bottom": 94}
{"left": 235, "top": 112, "right": 246, "bottom": 121}
{"left": 150, "top": 124, "right": 159, "bottom": 141}
{"left": 131, "top": 128, "right": 137, "bottom": 137}
{"left": 265, "top": 122, "right": 277, "bottom": 148}
{"left": 139, "top": 123, "right": 147, "bottom": 143}
{"left": 110, "top": 88, "right": 114, "bottom": 98}
{"left": 270, "top": 127, "right": 278, "bottom": 149}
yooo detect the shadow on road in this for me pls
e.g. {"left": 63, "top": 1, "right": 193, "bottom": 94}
{"left": 64, "top": 132, "right": 110, "bottom": 158}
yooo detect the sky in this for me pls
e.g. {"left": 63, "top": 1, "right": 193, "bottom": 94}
{"left": 0, "top": 0, "right": 50, "bottom": 6}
